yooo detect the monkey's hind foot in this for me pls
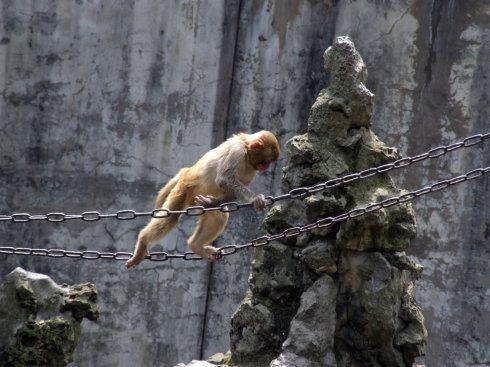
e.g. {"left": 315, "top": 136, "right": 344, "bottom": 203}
{"left": 126, "top": 249, "right": 149, "bottom": 269}
{"left": 211, "top": 252, "right": 223, "bottom": 261}
{"left": 203, "top": 245, "right": 223, "bottom": 262}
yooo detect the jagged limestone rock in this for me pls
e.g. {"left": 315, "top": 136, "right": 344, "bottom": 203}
{"left": 229, "top": 290, "right": 297, "bottom": 367}
{"left": 4, "top": 318, "right": 80, "bottom": 367}
{"left": 395, "top": 283, "right": 428, "bottom": 365}
{"left": 0, "top": 267, "right": 99, "bottom": 367}
{"left": 336, "top": 188, "right": 417, "bottom": 252}
{"left": 60, "top": 283, "right": 99, "bottom": 322}
{"left": 300, "top": 239, "right": 337, "bottom": 275}
{"left": 384, "top": 252, "right": 424, "bottom": 279}
{"left": 263, "top": 201, "right": 309, "bottom": 247}
{"left": 229, "top": 36, "right": 426, "bottom": 367}
{"left": 249, "top": 242, "right": 301, "bottom": 303}
{"left": 307, "top": 42, "right": 373, "bottom": 139}
{"left": 335, "top": 251, "right": 418, "bottom": 367}
{"left": 304, "top": 193, "right": 347, "bottom": 223}
{"left": 270, "top": 275, "right": 337, "bottom": 367}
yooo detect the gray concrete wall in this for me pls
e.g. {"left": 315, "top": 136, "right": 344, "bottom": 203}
{"left": 0, "top": 1, "right": 488, "bottom": 366}
{"left": 334, "top": 2, "right": 490, "bottom": 366}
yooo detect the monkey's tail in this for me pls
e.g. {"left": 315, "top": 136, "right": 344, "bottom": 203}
{"left": 155, "top": 168, "right": 188, "bottom": 209}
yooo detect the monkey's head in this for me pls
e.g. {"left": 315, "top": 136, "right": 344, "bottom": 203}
{"left": 246, "top": 131, "right": 280, "bottom": 172}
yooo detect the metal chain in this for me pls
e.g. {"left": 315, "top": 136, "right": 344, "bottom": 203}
{"left": 213, "top": 166, "right": 490, "bottom": 258}
{"left": 1, "top": 166, "right": 489, "bottom": 261}
{"left": 1, "top": 132, "right": 488, "bottom": 223}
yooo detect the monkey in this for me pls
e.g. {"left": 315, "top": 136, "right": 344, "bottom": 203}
{"left": 125, "top": 130, "right": 280, "bottom": 268}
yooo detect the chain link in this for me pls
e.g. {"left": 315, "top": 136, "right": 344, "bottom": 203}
{"left": 1, "top": 132, "right": 488, "bottom": 223}
{"left": 1, "top": 166, "right": 488, "bottom": 262}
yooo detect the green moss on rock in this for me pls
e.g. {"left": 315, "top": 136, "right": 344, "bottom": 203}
{"left": 0, "top": 268, "right": 99, "bottom": 367}
{"left": 15, "top": 282, "right": 38, "bottom": 315}
{"left": 60, "top": 283, "right": 99, "bottom": 321}
{"left": 4, "top": 318, "right": 79, "bottom": 367}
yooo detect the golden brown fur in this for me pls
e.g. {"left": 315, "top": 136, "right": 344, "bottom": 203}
{"left": 126, "top": 130, "right": 280, "bottom": 268}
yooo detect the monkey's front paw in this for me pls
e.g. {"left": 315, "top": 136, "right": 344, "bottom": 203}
{"left": 252, "top": 194, "right": 267, "bottom": 211}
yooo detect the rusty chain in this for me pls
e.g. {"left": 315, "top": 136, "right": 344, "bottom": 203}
{"left": 0, "top": 132, "right": 488, "bottom": 224}
{"left": 1, "top": 166, "right": 489, "bottom": 261}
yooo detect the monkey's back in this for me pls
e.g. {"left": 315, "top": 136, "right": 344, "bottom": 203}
{"left": 184, "top": 136, "right": 257, "bottom": 200}
{"left": 182, "top": 138, "right": 239, "bottom": 198}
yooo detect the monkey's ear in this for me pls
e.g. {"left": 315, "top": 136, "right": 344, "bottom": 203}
{"left": 249, "top": 140, "right": 263, "bottom": 151}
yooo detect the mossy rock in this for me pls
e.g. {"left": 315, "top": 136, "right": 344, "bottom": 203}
{"left": 4, "top": 318, "right": 80, "bottom": 367}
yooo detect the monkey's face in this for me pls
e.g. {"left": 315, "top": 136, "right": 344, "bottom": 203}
{"left": 255, "top": 160, "right": 272, "bottom": 171}
{"left": 248, "top": 146, "right": 278, "bottom": 172}
{"left": 247, "top": 131, "right": 280, "bottom": 172}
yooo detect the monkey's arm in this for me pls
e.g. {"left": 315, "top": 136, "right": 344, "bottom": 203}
{"left": 210, "top": 178, "right": 267, "bottom": 211}
{"left": 195, "top": 182, "right": 257, "bottom": 207}
{"left": 198, "top": 145, "right": 267, "bottom": 210}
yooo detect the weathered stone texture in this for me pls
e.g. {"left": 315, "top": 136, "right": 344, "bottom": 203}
{"left": 334, "top": 2, "right": 490, "bottom": 366}
{"left": 229, "top": 36, "right": 426, "bottom": 367}
{"left": 270, "top": 275, "right": 337, "bottom": 367}
{"left": 0, "top": 267, "right": 99, "bottom": 367}
{"left": 0, "top": 1, "right": 488, "bottom": 366}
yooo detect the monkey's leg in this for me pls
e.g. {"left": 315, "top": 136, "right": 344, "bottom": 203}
{"left": 187, "top": 211, "right": 229, "bottom": 261}
{"left": 126, "top": 189, "right": 187, "bottom": 268}
{"left": 154, "top": 168, "right": 188, "bottom": 209}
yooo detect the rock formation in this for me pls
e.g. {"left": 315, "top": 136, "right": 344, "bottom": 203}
{"left": 228, "top": 36, "right": 427, "bottom": 367}
{"left": 0, "top": 267, "right": 99, "bottom": 367}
